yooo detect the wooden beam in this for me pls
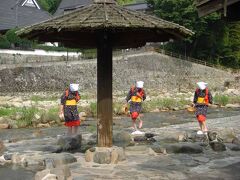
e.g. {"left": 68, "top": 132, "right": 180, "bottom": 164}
{"left": 196, "top": 0, "right": 240, "bottom": 17}
{"left": 97, "top": 31, "right": 113, "bottom": 147}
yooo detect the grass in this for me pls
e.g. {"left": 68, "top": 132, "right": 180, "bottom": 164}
{"left": 0, "top": 107, "right": 22, "bottom": 117}
{"left": 16, "top": 107, "right": 39, "bottom": 128}
{"left": 41, "top": 107, "right": 59, "bottom": 123}
{"left": 30, "top": 95, "right": 59, "bottom": 102}
{"left": 213, "top": 94, "right": 229, "bottom": 106}
{"left": 213, "top": 94, "right": 240, "bottom": 106}
{"left": 142, "top": 98, "right": 190, "bottom": 112}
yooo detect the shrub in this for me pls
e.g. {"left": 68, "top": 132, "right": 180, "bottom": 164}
{"left": 0, "top": 35, "right": 11, "bottom": 49}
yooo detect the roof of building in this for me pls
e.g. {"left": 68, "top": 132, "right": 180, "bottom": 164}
{"left": 54, "top": 0, "right": 93, "bottom": 16}
{"left": 0, "top": 0, "right": 52, "bottom": 32}
{"left": 196, "top": 0, "right": 240, "bottom": 19}
{"left": 54, "top": 0, "right": 150, "bottom": 16}
{"left": 124, "top": 3, "right": 149, "bottom": 11}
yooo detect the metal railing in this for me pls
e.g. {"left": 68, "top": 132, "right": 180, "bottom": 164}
{"left": 155, "top": 48, "right": 233, "bottom": 72}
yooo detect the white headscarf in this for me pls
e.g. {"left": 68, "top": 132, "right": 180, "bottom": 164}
{"left": 136, "top": 81, "right": 144, "bottom": 88}
{"left": 69, "top": 84, "right": 79, "bottom": 92}
{"left": 197, "top": 82, "right": 207, "bottom": 90}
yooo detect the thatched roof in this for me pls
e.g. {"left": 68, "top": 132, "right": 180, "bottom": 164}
{"left": 17, "top": 0, "right": 193, "bottom": 48}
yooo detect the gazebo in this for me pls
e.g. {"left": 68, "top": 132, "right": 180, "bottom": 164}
{"left": 17, "top": 0, "right": 193, "bottom": 147}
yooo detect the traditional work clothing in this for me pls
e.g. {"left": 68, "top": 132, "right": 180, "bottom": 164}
{"left": 61, "top": 88, "right": 81, "bottom": 127}
{"left": 193, "top": 85, "right": 212, "bottom": 122}
{"left": 126, "top": 82, "right": 146, "bottom": 120}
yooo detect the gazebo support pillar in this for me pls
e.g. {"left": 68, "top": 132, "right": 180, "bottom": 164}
{"left": 97, "top": 32, "right": 113, "bottom": 147}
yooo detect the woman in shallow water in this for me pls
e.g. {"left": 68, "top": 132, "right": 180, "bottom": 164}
{"left": 59, "top": 83, "right": 81, "bottom": 136}
{"left": 193, "top": 81, "right": 213, "bottom": 135}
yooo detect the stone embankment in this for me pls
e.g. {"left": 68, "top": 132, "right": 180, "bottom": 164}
{"left": 0, "top": 52, "right": 238, "bottom": 92}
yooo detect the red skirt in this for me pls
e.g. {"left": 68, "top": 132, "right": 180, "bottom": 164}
{"left": 64, "top": 120, "right": 80, "bottom": 127}
{"left": 197, "top": 115, "right": 206, "bottom": 122}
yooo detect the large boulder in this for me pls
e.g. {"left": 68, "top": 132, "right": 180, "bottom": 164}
{"left": 85, "top": 146, "right": 126, "bottom": 164}
{"left": 57, "top": 134, "right": 82, "bottom": 151}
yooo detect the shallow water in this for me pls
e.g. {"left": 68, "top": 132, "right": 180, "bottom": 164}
{"left": 0, "top": 164, "right": 35, "bottom": 180}
{"left": 0, "top": 107, "right": 240, "bottom": 180}
{"left": 0, "top": 107, "right": 240, "bottom": 141}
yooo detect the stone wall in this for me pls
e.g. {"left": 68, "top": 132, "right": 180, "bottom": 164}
{"left": 0, "top": 52, "right": 234, "bottom": 93}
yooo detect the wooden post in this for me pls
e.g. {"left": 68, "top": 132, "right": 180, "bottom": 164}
{"left": 97, "top": 32, "right": 113, "bottom": 147}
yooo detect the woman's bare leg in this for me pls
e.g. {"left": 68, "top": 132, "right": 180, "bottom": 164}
{"left": 132, "top": 119, "right": 137, "bottom": 130}
{"left": 72, "top": 126, "right": 79, "bottom": 135}
{"left": 198, "top": 122, "right": 203, "bottom": 131}
{"left": 67, "top": 127, "right": 72, "bottom": 136}
{"left": 138, "top": 120, "right": 143, "bottom": 129}
{"left": 202, "top": 121, "right": 208, "bottom": 132}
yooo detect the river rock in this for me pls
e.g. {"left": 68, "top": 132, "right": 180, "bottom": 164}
{"left": 133, "top": 135, "right": 147, "bottom": 142}
{"left": 153, "top": 131, "right": 187, "bottom": 143}
{"left": 37, "top": 123, "right": 51, "bottom": 128}
{"left": 217, "top": 128, "right": 236, "bottom": 143}
{"left": 225, "top": 143, "right": 240, "bottom": 151}
{"left": 150, "top": 144, "right": 167, "bottom": 154}
{"left": 79, "top": 112, "right": 87, "bottom": 121}
{"left": 11, "top": 153, "right": 45, "bottom": 170}
{"left": 165, "top": 142, "right": 203, "bottom": 154}
{"left": 145, "top": 133, "right": 155, "bottom": 138}
{"left": 0, "top": 123, "right": 10, "bottom": 129}
{"left": 232, "top": 137, "right": 240, "bottom": 145}
{"left": 35, "top": 169, "right": 57, "bottom": 180}
{"left": 57, "top": 134, "right": 82, "bottom": 151}
{"left": 209, "top": 141, "right": 226, "bottom": 151}
{"left": 36, "top": 165, "right": 71, "bottom": 180}
{"left": 85, "top": 146, "right": 125, "bottom": 164}
{"left": 45, "top": 153, "right": 77, "bottom": 167}
{"left": 225, "top": 104, "right": 240, "bottom": 108}
{"left": 207, "top": 131, "right": 217, "bottom": 141}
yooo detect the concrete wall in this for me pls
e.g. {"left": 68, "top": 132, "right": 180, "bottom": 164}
{"left": 0, "top": 52, "right": 234, "bottom": 93}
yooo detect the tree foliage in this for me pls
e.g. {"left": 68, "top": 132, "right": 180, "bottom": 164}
{"left": 37, "top": 0, "right": 61, "bottom": 14}
{"left": 147, "top": 0, "right": 240, "bottom": 69}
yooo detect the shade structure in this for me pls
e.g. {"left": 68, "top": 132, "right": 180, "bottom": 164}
{"left": 17, "top": 0, "right": 193, "bottom": 147}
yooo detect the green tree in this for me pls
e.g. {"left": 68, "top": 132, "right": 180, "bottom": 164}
{"left": 147, "top": 0, "right": 240, "bottom": 68}
{"left": 37, "top": 0, "right": 61, "bottom": 14}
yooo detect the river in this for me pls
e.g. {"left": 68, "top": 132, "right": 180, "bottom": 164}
{"left": 0, "top": 107, "right": 240, "bottom": 180}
